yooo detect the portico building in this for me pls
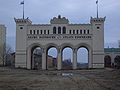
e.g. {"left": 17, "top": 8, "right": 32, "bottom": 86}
{"left": 15, "top": 15, "right": 105, "bottom": 70}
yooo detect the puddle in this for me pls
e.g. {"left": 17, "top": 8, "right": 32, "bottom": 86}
{"left": 62, "top": 73, "right": 73, "bottom": 76}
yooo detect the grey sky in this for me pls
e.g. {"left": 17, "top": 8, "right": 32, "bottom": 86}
{"left": 0, "top": 0, "right": 120, "bottom": 50}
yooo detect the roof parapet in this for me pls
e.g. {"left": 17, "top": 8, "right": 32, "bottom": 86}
{"left": 50, "top": 15, "right": 69, "bottom": 24}
{"left": 14, "top": 17, "right": 32, "bottom": 24}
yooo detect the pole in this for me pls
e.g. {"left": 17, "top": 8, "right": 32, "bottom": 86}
{"left": 20, "top": 0, "right": 25, "bottom": 19}
{"left": 23, "top": 0, "right": 24, "bottom": 19}
{"left": 96, "top": 0, "right": 99, "bottom": 18}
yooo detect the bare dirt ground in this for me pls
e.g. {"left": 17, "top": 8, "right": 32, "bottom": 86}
{"left": 0, "top": 67, "right": 120, "bottom": 90}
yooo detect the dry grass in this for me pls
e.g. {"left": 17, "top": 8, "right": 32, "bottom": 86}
{"left": 0, "top": 67, "right": 120, "bottom": 90}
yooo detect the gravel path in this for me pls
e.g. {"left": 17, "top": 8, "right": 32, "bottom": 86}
{"left": 0, "top": 67, "right": 120, "bottom": 90}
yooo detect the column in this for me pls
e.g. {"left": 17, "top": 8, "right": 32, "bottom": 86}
{"left": 73, "top": 48, "right": 77, "bottom": 69}
{"left": 27, "top": 48, "right": 31, "bottom": 69}
{"left": 42, "top": 48, "right": 46, "bottom": 70}
{"left": 88, "top": 49, "right": 92, "bottom": 68}
{"left": 57, "top": 47, "right": 62, "bottom": 70}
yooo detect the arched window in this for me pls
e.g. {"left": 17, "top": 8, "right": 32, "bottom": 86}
{"left": 73, "top": 30, "right": 75, "bottom": 34}
{"left": 69, "top": 30, "right": 71, "bottom": 34}
{"left": 41, "top": 30, "right": 42, "bottom": 34}
{"left": 58, "top": 27, "right": 61, "bottom": 34}
{"left": 48, "top": 30, "right": 49, "bottom": 34}
{"left": 44, "top": 30, "right": 46, "bottom": 34}
{"left": 84, "top": 30, "right": 86, "bottom": 34}
{"left": 33, "top": 30, "right": 35, "bottom": 34}
{"left": 30, "top": 30, "right": 32, "bottom": 34}
{"left": 80, "top": 30, "right": 82, "bottom": 34}
{"left": 63, "top": 27, "right": 66, "bottom": 34}
{"left": 87, "top": 30, "right": 89, "bottom": 34}
{"left": 37, "top": 30, "right": 39, "bottom": 34}
{"left": 53, "top": 27, "right": 56, "bottom": 34}
{"left": 77, "top": 30, "right": 79, "bottom": 34}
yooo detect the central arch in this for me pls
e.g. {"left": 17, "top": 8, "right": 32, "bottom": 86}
{"left": 46, "top": 47, "right": 58, "bottom": 70}
{"left": 46, "top": 43, "right": 58, "bottom": 70}
{"left": 61, "top": 44, "right": 73, "bottom": 70}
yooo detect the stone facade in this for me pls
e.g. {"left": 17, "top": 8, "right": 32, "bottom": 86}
{"left": 15, "top": 15, "right": 105, "bottom": 70}
{"left": 0, "top": 24, "right": 6, "bottom": 65}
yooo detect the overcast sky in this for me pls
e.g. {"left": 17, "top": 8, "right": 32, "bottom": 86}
{"left": 0, "top": 0, "right": 120, "bottom": 50}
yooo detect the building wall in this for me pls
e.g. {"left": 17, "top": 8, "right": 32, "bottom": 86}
{"left": 104, "top": 48, "right": 120, "bottom": 66}
{"left": 91, "top": 18, "right": 105, "bottom": 68}
{"left": 0, "top": 24, "right": 6, "bottom": 65}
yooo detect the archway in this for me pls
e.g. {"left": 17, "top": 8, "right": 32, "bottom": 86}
{"left": 47, "top": 47, "right": 58, "bottom": 70}
{"left": 104, "top": 55, "right": 111, "bottom": 67}
{"left": 62, "top": 47, "right": 73, "bottom": 69}
{"left": 31, "top": 47, "right": 42, "bottom": 70}
{"left": 77, "top": 47, "right": 88, "bottom": 69}
{"left": 114, "top": 55, "right": 120, "bottom": 69}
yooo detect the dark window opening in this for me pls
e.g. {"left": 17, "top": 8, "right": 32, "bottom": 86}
{"left": 63, "top": 27, "right": 66, "bottom": 34}
{"left": 69, "top": 30, "right": 71, "bottom": 34}
{"left": 33, "top": 30, "right": 35, "bottom": 34}
{"left": 87, "top": 30, "right": 89, "bottom": 34}
{"left": 30, "top": 30, "right": 32, "bottom": 34}
{"left": 84, "top": 30, "right": 86, "bottom": 34}
{"left": 44, "top": 30, "right": 46, "bottom": 34}
{"left": 73, "top": 30, "right": 75, "bottom": 34}
{"left": 97, "top": 26, "right": 100, "bottom": 29}
{"left": 77, "top": 30, "right": 79, "bottom": 34}
{"left": 37, "top": 30, "right": 39, "bottom": 34}
{"left": 80, "top": 30, "right": 82, "bottom": 34}
{"left": 58, "top": 27, "right": 61, "bottom": 34}
{"left": 20, "top": 27, "right": 23, "bottom": 29}
{"left": 41, "top": 30, "right": 42, "bottom": 34}
{"left": 48, "top": 30, "right": 49, "bottom": 34}
{"left": 53, "top": 27, "right": 56, "bottom": 34}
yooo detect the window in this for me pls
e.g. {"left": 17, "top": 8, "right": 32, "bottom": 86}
{"left": 69, "top": 30, "right": 71, "bottom": 34}
{"left": 97, "top": 26, "right": 100, "bottom": 29}
{"left": 37, "top": 30, "right": 39, "bottom": 34}
{"left": 53, "top": 27, "right": 56, "bottom": 34}
{"left": 73, "top": 30, "right": 75, "bottom": 34}
{"left": 20, "top": 27, "right": 23, "bottom": 29}
{"left": 58, "top": 27, "right": 61, "bottom": 34}
{"left": 48, "top": 30, "right": 49, "bottom": 34}
{"left": 77, "top": 30, "right": 79, "bottom": 34}
{"left": 63, "top": 27, "right": 66, "bottom": 34}
{"left": 80, "top": 30, "right": 82, "bottom": 34}
{"left": 84, "top": 30, "right": 86, "bottom": 34}
{"left": 87, "top": 30, "right": 89, "bottom": 34}
{"left": 44, "top": 30, "right": 46, "bottom": 34}
{"left": 30, "top": 30, "right": 32, "bottom": 34}
{"left": 41, "top": 30, "right": 42, "bottom": 34}
{"left": 33, "top": 30, "right": 35, "bottom": 34}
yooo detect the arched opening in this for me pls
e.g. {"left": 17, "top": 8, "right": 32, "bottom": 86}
{"left": 114, "top": 55, "right": 120, "bottom": 69}
{"left": 104, "top": 55, "right": 111, "bottom": 67}
{"left": 31, "top": 47, "right": 42, "bottom": 70}
{"left": 63, "top": 27, "right": 66, "bottom": 34}
{"left": 53, "top": 27, "right": 56, "bottom": 34}
{"left": 62, "top": 47, "right": 73, "bottom": 70}
{"left": 77, "top": 47, "right": 88, "bottom": 69}
{"left": 47, "top": 47, "right": 58, "bottom": 70}
{"left": 58, "top": 27, "right": 61, "bottom": 34}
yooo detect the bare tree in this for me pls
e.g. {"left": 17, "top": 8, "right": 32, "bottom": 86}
{"left": 0, "top": 43, "right": 13, "bottom": 66}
